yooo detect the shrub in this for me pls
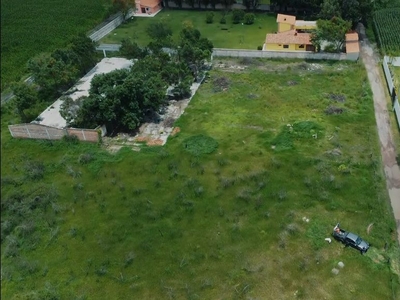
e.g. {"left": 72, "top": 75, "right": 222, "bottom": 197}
{"left": 257, "top": 45, "right": 262, "bottom": 50}
{"left": 206, "top": 12, "right": 214, "bottom": 24}
{"left": 244, "top": 13, "right": 255, "bottom": 25}
{"left": 220, "top": 16, "right": 226, "bottom": 24}
{"left": 183, "top": 135, "right": 219, "bottom": 155}
{"left": 232, "top": 9, "right": 245, "bottom": 24}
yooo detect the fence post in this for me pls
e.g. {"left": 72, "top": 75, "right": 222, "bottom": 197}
{"left": 25, "top": 125, "right": 31, "bottom": 138}
{"left": 81, "top": 130, "right": 86, "bottom": 141}
{"left": 45, "top": 128, "right": 51, "bottom": 139}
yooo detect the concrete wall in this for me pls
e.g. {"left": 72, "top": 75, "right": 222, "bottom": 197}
{"left": 278, "top": 23, "right": 292, "bottom": 33}
{"left": 382, "top": 56, "right": 400, "bottom": 128}
{"left": 89, "top": 10, "right": 134, "bottom": 42}
{"left": 8, "top": 124, "right": 100, "bottom": 143}
{"left": 213, "top": 48, "right": 351, "bottom": 60}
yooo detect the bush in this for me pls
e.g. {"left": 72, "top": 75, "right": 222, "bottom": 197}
{"left": 232, "top": 9, "right": 245, "bottom": 24}
{"left": 244, "top": 13, "right": 255, "bottom": 25}
{"left": 257, "top": 45, "right": 262, "bottom": 50}
{"left": 183, "top": 135, "right": 219, "bottom": 155}
{"left": 220, "top": 16, "right": 226, "bottom": 24}
{"left": 206, "top": 12, "right": 214, "bottom": 24}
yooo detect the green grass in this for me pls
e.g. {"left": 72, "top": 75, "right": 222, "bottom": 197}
{"left": 101, "top": 10, "right": 277, "bottom": 49}
{"left": 0, "top": 0, "right": 110, "bottom": 92}
{"left": 1, "top": 58, "right": 399, "bottom": 299}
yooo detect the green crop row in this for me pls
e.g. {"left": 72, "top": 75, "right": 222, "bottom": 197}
{"left": 373, "top": 8, "right": 400, "bottom": 55}
{"left": 0, "top": 0, "right": 112, "bottom": 92}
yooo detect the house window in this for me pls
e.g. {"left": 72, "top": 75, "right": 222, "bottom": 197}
{"left": 146, "top": 7, "right": 149, "bottom": 11}
{"left": 299, "top": 45, "right": 304, "bottom": 48}
{"left": 283, "top": 45, "right": 289, "bottom": 49}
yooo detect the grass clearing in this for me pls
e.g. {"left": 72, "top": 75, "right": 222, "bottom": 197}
{"left": 1, "top": 58, "right": 399, "bottom": 299}
{"left": 0, "top": 0, "right": 110, "bottom": 92}
{"left": 101, "top": 10, "right": 277, "bottom": 49}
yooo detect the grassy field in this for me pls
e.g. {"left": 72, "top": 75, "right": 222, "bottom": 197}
{"left": 1, "top": 58, "right": 399, "bottom": 299}
{"left": 0, "top": 0, "right": 110, "bottom": 92}
{"left": 101, "top": 10, "right": 277, "bottom": 49}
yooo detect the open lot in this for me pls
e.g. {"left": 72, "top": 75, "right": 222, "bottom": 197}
{"left": 0, "top": 0, "right": 110, "bottom": 92}
{"left": 1, "top": 58, "right": 399, "bottom": 299}
{"left": 101, "top": 10, "right": 277, "bottom": 49}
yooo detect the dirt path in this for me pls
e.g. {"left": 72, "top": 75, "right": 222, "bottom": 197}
{"left": 358, "top": 24, "right": 400, "bottom": 244}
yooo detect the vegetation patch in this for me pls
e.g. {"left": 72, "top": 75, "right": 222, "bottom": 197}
{"left": 183, "top": 134, "right": 218, "bottom": 155}
{"left": 373, "top": 8, "right": 400, "bottom": 55}
{"left": 271, "top": 121, "right": 324, "bottom": 151}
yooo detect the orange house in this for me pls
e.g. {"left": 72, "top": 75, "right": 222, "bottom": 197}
{"left": 135, "top": 0, "right": 162, "bottom": 15}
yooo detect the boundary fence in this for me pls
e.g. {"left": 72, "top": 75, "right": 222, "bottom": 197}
{"left": 382, "top": 56, "right": 400, "bottom": 128}
{"left": 8, "top": 124, "right": 100, "bottom": 143}
{"left": 212, "top": 48, "right": 354, "bottom": 60}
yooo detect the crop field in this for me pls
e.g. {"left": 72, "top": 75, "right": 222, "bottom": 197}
{"left": 1, "top": 58, "right": 400, "bottom": 299}
{"left": 101, "top": 10, "right": 277, "bottom": 49}
{"left": 373, "top": 8, "right": 400, "bottom": 55}
{"left": 0, "top": 0, "right": 110, "bottom": 92}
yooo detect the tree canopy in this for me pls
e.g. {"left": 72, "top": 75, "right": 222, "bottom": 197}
{"left": 311, "top": 17, "right": 351, "bottom": 52}
{"left": 63, "top": 26, "right": 213, "bottom": 133}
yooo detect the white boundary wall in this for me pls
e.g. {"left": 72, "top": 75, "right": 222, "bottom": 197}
{"left": 382, "top": 56, "right": 400, "bottom": 129}
{"left": 213, "top": 48, "right": 355, "bottom": 61}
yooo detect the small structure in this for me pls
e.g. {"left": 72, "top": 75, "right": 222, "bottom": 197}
{"left": 276, "top": 14, "right": 296, "bottom": 32}
{"left": 345, "top": 32, "right": 360, "bottom": 60}
{"left": 264, "top": 14, "right": 317, "bottom": 52}
{"left": 265, "top": 30, "right": 315, "bottom": 52}
{"left": 134, "top": 0, "right": 162, "bottom": 15}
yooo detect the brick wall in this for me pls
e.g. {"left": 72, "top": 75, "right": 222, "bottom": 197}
{"left": 8, "top": 124, "right": 99, "bottom": 143}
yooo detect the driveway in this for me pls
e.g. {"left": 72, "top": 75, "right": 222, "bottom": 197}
{"left": 358, "top": 24, "right": 400, "bottom": 244}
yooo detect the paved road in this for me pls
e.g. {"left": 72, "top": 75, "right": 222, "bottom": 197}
{"left": 358, "top": 24, "right": 400, "bottom": 245}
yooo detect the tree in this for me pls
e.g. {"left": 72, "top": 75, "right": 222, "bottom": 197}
{"left": 119, "top": 39, "right": 148, "bottom": 59}
{"left": 178, "top": 28, "right": 213, "bottom": 80}
{"left": 244, "top": 13, "right": 255, "bottom": 25}
{"left": 174, "top": 0, "right": 183, "bottom": 8}
{"left": 69, "top": 34, "right": 97, "bottom": 74}
{"left": 60, "top": 96, "right": 85, "bottom": 126}
{"left": 243, "top": 0, "right": 260, "bottom": 11}
{"left": 341, "top": 0, "right": 361, "bottom": 25}
{"left": 232, "top": 9, "right": 245, "bottom": 24}
{"left": 112, "top": 0, "right": 135, "bottom": 20}
{"left": 27, "top": 53, "right": 78, "bottom": 95}
{"left": 146, "top": 21, "right": 173, "bottom": 45}
{"left": 311, "top": 17, "right": 351, "bottom": 52}
{"left": 201, "top": 0, "right": 211, "bottom": 8}
{"left": 72, "top": 65, "right": 168, "bottom": 132}
{"left": 185, "top": 0, "right": 196, "bottom": 8}
{"left": 319, "top": 0, "right": 341, "bottom": 19}
{"left": 12, "top": 82, "right": 39, "bottom": 122}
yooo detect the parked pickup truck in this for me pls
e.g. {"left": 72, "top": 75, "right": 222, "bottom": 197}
{"left": 332, "top": 223, "right": 370, "bottom": 254}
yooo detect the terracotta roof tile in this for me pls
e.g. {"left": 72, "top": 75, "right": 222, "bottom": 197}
{"left": 346, "top": 32, "right": 359, "bottom": 42}
{"left": 139, "top": 0, "right": 161, "bottom": 7}
{"left": 346, "top": 41, "right": 360, "bottom": 53}
{"left": 276, "top": 14, "right": 296, "bottom": 25}
{"left": 266, "top": 30, "right": 311, "bottom": 45}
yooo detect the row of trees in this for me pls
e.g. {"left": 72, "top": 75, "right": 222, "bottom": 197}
{"left": 12, "top": 35, "right": 97, "bottom": 122}
{"left": 60, "top": 22, "right": 213, "bottom": 134}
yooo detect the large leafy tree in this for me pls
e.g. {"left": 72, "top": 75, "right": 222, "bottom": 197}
{"left": 319, "top": 0, "right": 341, "bottom": 19}
{"left": 12, "top": 82, "right": 39, "bottom": 122}
{"left": 112, "top": 0, "right": 135, "bottom": 20}
{"left": 71, "top": 67, "right": 167, "bottom": 132}
{"left": 311, "top": 17, "right": 351, "bottom": 52}
{"left": 27, "top": 52, "right": 78, "bottom": 95}
{"left": 146, "top": 21, "right": 173, "bottom": 46}
{"left": 69, "top": 34, "right": 97, "bottom": 74}
{"left": 119, "top": 39, "right": 148, "bottom": 59}
{"left": 178, "top": 27, "right": 213, "bottom": 79}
